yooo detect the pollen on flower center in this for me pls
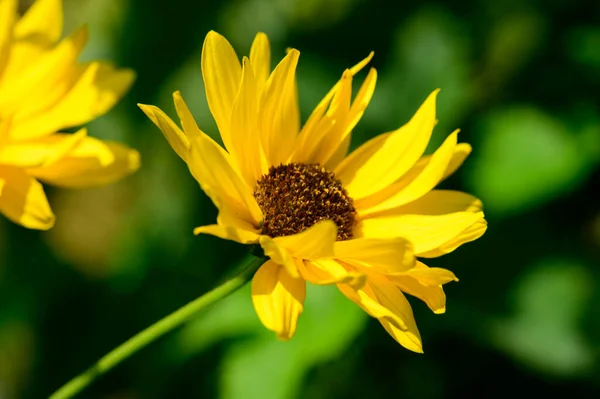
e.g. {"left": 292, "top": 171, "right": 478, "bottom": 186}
{"left": 254, "top": 163, "right": 356, "bottom": 241}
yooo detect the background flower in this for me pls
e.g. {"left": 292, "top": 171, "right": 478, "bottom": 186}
{"left": 0, "top": 0, "right": 138, "bottom": 229}
{"left": 1, "top": 0, "right": 599, "bottom": 398}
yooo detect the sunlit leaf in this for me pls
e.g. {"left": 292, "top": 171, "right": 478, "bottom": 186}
{"left": 490, "top": 259, "right": 594, "bottom": 377}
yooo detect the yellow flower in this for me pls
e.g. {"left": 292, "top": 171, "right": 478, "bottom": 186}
{"left": 0, "top": 0, "right": 139, "bottom": 230}
{"left": 139, "top": 31, "right": 486, "bottom": 352}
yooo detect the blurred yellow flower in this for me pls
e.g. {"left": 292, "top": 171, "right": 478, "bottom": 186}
{"left": 140, "top": 31, "right": 486, "bottom": 352}
{"left": 0, "top": 0, "right": 139, "bottom": 230}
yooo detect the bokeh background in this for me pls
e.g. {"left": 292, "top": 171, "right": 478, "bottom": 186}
{"left": 1, "top": 0, "right": 600, "bottom": 397}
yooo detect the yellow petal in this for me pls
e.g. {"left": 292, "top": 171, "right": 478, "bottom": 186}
{"left": 27, "top": 134, "right": 140, "bottom": 188}
{"left": 201, "top": 30, "right": 241, "bottom": 150}
{"left": 442, "top": 142, "right": 471, "bottom": 180}
{"left": 193, "top": 224, "right": 259, "bottom": 244}
{"left": 334, "top": 237, "right": 415, "bottom": 273}
{"left": 341, "top": 90, "right": 439, "bottom": 200}
{"left": 387, "top": 261, "right": 457, "bottom": 314}
{"left": 298, "top": 258, "right": 366, "bottom": 288}
{"left": 334, "top": 132, "right": 389, "bottom": 179}
{"left": 373, "top": 189, "right": 482, "bottom": 216}
{"left": 0, "top": 166, "right": 55, "bottom": 229}
{"left": 249, "top": 32, "right": 270, "bottom": 90}
{"left": 15, "top": 0, "right": 62, "bottom": 44}
{"left": 252, "top": 260, "right": 306, "bottom": 340}
{"left": 418, "top": 218, "right": 487, "bottom": 258}
{"left": 0, "top": 26, "right": 88, "bottom": 119}
{"left": 355, "top": 130, "right": 460, "bottom": 216}
{"left": 259, "top": 220, "right": 337, "bottom": 277}
{"left": 394, "top": 275, "right": 447, "bottom": 314}
{"left": 230, "top": 57, "right": 263, "bottom": 184}
{"left": 259, "top": 49, "right": 300, "bottom": 166}
{"left": 10, "top": 61, "right": 135, "bottom": 139}
{"left": 338, "top": 275, "right": 423, "bottom": 352}
{"left": 297, "top": 69, "right": 352, "bottom": 164}
{"left": 0, "top": 129, "right": 85, "bottom": 167}
{"left": 193, "top": 206, "right": 260, "bottom": 244}
{"left": 258, "top": 236, "right": 299, "bottom": 278}
{"left": 379, "top": 318, "right": 423, "bottom": 353}
{"left": 401, "top": 262, "right": 458, "bottom": 285}
{"left": 0, "top": 116, "right": 12, "bottom": 148}
{"left": 357, "top": 211, "right": 486, "bottom": 256}
{"left": 349, "top": 51, "right": 375, "bottom": 75}
{"left": 139, "top": 103, "right": 190, "bottom": 161}
{"left": 293, "top": 52, "right": 374, "bottom": 164}
{"left": 324, "top": 68, "right": 378, "bottom": 170}
{"left": 272, "top": 219, "right": 337, "bottom": 259}
{"left": 172, "top": 91, "right": 203, "bottom": 139}
{"left": 311, "top": 69, "right": 354, "bottom": 163}
{"left": 187, "top": 130, "right": 262, "bottom": 225}
{"left": 0, "top": 0, "right": 17, "bottom": 75}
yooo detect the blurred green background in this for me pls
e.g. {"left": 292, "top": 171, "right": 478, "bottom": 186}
{"left": 2, "top": 0, "right": 600, "bottom": 397}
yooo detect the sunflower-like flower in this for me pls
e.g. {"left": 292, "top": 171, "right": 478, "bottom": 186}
{"left": 0, "top": 0, "right": 138, "bottom": 230}
{"left": 139, "top": 31, "right": 486, "bottom": 352}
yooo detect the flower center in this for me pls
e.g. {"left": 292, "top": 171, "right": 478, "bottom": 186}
{"left": 254, "top": 163, "right": 356, "bottom": 241}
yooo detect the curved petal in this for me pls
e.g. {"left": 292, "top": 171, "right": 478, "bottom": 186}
{"left": 259, "top": 220, "right": 337, "bottom": 277}
{"left": 355, "top": 130, "right": 460, "bottom": 216}
{"left": 388, "top": 261, "right": 457, "bottom": 314}
{"left": 394, "top": 276, "right": 447, "bottom": 314}
{"left": 193, "top": 206, "right": 260, "bottom": 244}
{"left": 258, "top": 236, "right": 299, "bottom": 278}
{"left": 309, "top": 69, "right": 352, "bottom": 163}
{"left": 249, "top": 32, "right": 270, "bottom": 91}
{"left": 372, "top": 190, "right": 483, "bottom": 216}
{"left": 338, "top": 275, "right": 423, "bottom": 352}
{"left": 0, "top": 0, "right": 17, "bottom": 75}
{"left": 273, "top": 219, "right": 337, "bottom": 259}
{"left": 187, "top": 130, "right": 263, "bottom": 225}
{"left": 334, "top": 237, "right": 415, "bottom": 273}
{"left": 324, "top": 68, "right": 377, "bottom": 170}
{"left": 201, "top": 30, "right": 241, "bottom": 150}
{"left": 252, "top": 260, "right": 306, "bottom": 340}
{"left": 340, "top": 90, "right": 439, "bottom": 200}
{"left": 27, "top": 134, "right": 140, "bottom": 188}
{"left": 11, "top": 61, "right": 135, "bottom": 139}
{"left": 230, "top": 57, "right": 264, "bottom": 185}
{"left": 0, "top": 129, "right": 85, "bottom": 167}
{"left": 356, "top": 211, "right": 486, "bottom": 256}
{"left": 193, "top": 223, "right": 259, "bottom": 244}
{"left": 138, "top": 103, "right": 190, "bottom": 161}
{"left": 0, "top": 166, "right": 55, "bottom": 229}
{"left": 442, "top": 142, "right": 471, "bottom": 180}
{"left": 15, "top": 0, "right": 62, "bottom": 44}
{"left": 258, "top": 49, "right": 300, "bottom": 166}
{"left": 297, "top": 258, "right": 365, "bottom": 288}
{"left": 295, "top": 69, "right": 352, "bottom": 164}
{"left": 173, "top": 90, "right": 203, "bottom": 139}
{"left": 293, "top": 52, "right": 374, "bottom": 164}
{"left": 0, "top": 26, "right": 88, "bottom": 119}
{"left": 418, "top": 218, "right": 487, "bottom": 258}
{"left": 400, "top": 262, "right": 458, "bottom": 285}
{"left": 334, "top": 132, "right": 389, "bottom": 178}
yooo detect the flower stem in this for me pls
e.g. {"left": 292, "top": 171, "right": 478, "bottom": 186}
{"left": 49, "top": 254, "right": 266, "bottom": 399}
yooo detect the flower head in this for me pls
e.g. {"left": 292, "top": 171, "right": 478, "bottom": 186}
{"left": 0, "top": 0, "right": 139, "bottom": 230}
{"left": 139, "top": 31, "right": 486, "bottom": 352}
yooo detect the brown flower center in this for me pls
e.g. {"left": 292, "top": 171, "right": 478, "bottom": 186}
{"left": 254, "top": 163, "right": 356, "bottom": 241}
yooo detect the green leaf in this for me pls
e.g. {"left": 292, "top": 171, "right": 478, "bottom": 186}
{"left": 467, "top": 106, "right": 593, "bottom": 215}
{"left": 490, "top": 259, "right": 594, "bottom": 377}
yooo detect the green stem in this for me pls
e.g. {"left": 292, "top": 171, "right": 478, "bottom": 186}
{"left": 49, "top": 254, "right": 266, "bottom": 399}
